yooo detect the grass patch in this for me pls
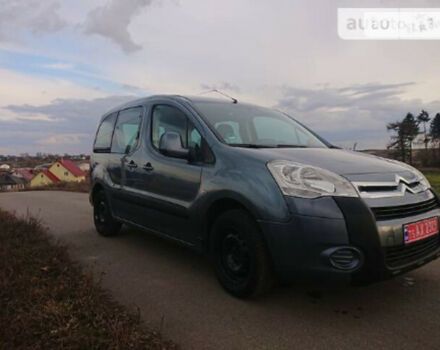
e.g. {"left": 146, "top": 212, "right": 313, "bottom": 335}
{"left": 24, "top": 180, "right": 90, "bottom": 193}
{"left": 424, "top": 171, "right": 440, "bottom": 193}
{"left": 0, "top": 210, "right": 176, "bottom": 349}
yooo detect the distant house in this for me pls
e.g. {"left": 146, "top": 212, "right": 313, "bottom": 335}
{"left": 13, "top": 168, "right": 34, "bottom": 182}
{"left": 0, "top": 173, "right": 26, "bottom": 191}
{"left": 29, "top": 158, "right": 86, "bottom": 188}
{"left": 34, "top": 163, "right": 52, "bottom": 171}
{"left": 30, "top": 170, "right": 60, "bottom": 188}
{"left": 48, "top": 158, "right": 86, "bottom": 182}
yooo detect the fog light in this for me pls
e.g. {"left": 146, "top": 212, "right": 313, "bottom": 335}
{"left": 323, "top": 247, "right": 363, "bottom": 271}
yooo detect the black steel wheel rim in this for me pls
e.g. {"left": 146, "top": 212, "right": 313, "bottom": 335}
{"left": 95, "top": 200, "right": 107, "bottom": 224}
{"left": 220, "top": 230, "right": 250, "bottom": 281}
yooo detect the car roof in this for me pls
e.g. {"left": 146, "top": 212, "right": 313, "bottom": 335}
{"left": 101, "top": 95, "right": 238, "bottom": 119}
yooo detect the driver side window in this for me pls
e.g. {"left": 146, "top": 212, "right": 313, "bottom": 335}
{"left": 151, "top": 104, "right": 202, "bottom": 150}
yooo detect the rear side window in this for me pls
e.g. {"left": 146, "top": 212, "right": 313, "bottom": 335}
{"left": 94, "top": 112, "right": 117, "bottom": 151}
{"left": 111, "top": 107, "right": 143, "bottom": 154}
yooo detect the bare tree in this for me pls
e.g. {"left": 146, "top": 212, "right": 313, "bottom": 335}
{"left": 387, "top": 121, "right": 407, "bottom": 162}
{"left": 431, "top": 113, "right": 440, "bottom": 152}
{"left": 417, "top": 110, "right": 430, "bottom": 151}
{"left": 387, "top": 113, "right": 420, "bottom": 164}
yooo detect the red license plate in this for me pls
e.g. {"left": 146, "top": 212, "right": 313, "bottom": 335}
{"left": 403, "top": 217, "right": 439, "bottom": 244}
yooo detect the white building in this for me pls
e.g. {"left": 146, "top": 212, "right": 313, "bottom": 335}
{"left": 0, "top": 164, "right": 11, "bottom": 171}
{"left": 79, "top": 162, "right": 90, "bottom": 172}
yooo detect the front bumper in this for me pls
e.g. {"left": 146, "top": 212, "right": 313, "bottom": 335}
{"left": 259, "top": 191, "right": 440, "bottom": 285}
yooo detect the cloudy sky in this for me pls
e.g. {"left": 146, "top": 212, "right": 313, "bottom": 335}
{"left": 1, "top": 0, "right": 439, "bottom": 154}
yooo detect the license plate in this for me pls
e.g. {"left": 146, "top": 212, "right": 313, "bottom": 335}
{"left": 403, "top": 217, "right": 439, "bottom": 244}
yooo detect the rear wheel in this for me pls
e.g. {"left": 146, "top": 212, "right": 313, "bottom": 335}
{"left": 211, "top": 209, "right": 274, "bottom": 298}
{"left": 93, "top": 191, "right": 121, "bottom": 237}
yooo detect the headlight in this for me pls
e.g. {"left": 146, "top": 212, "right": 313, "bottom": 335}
{"left": 385, "top": 159, "right": 431, "bottom": 190}
{"left": 267, "top": 160, "right": 359, "bottom": 199}
{"left": 410, "top": 167, "right": 431, "bottom": 190}
{"left": 419, "top": 174, "right": 431, "bottom": 190}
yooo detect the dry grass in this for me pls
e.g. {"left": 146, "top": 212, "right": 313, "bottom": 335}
{"left": 24, "top": 180, "right": 90, "bottom": 193}
{"left": 425, "top": 171, "right": 440, "bottom": 194}
{"left": 0, "top": 210, "right": 176, "bottom": 349}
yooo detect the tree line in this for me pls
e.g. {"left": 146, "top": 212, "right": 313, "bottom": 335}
{"left": 387, "top": 111, "right": 440, "bottom": 165}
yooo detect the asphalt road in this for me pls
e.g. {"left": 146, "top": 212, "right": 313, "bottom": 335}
{"left": 1, "top": 191, "right": 440, "bottom": 349}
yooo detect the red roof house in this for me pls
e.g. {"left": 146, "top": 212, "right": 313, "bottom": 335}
{"left": 42, "top": 170, "right": 61, "bottom": 184}
{"left": 14, "top": 168, "right": 34, "bottom": 182}
{"left": 58, "top": 158, "right": 86, "bottom": 177}
{"left": 48, "top": 158, "right": 86, "bottom": 183}
{"left": 30, "top": 169, "right": 61, "bottom": 187}
{"left": 30, "top": 158, "right": 86, "bottom": 188}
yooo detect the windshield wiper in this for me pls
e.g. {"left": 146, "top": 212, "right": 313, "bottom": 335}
{"left": 229, "top": 144, "right": 276, "bottom": 148}
{"left": 229, "top": 143, "right": 308, "bottom": 149}
{"left": 274, "top": 144, "right": 307, "bottom": 148}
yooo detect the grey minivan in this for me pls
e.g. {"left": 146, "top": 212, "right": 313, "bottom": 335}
{"left": 90, "top": 95, "right": 440, "bottom": 297}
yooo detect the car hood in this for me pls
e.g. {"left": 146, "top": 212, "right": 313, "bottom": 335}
{"left": 240, "top": 148, "right": 410, "bottom": 176}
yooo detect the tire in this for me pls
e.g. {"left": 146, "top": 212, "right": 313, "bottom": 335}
{"left": 210, "top": 209, "right": 274, "bottom": 298}
{"left": 93, "top": 191, "right": 121, "bottom": 237}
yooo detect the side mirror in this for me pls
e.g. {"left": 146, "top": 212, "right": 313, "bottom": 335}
{"left": 159, "top": 131, "right": 189, "bottom": 159}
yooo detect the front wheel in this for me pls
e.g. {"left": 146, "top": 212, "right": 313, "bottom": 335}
{"left": 211, "top": 209, "right": 274, "bottom": 298}
{"left": 93, "top": 191, "right": 121, "bottom": 237}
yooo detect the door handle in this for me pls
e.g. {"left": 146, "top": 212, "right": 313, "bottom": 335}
{"left": 143, "top": 162, "right": 154, "bottom": 171}
{"left": 127, "top": 160, "right": 138, "bottom": 169}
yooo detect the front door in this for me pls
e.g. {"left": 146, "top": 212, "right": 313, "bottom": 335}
{"left": 123, "top": 103, "right": 203, "bottom": 243}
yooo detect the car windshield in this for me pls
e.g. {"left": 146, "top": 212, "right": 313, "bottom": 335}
{"left": 193, "top": 101, "right": 327, "bottom": 148}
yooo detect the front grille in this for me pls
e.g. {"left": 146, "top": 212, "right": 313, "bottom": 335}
{"left": 384, "top": 235, "right": 440, "bottom": 268}
{"left": 358, "top": 181, "right": 420, "bottom": 194}
{"left": 371, "top": 197, "right": 439, "bottom": 221}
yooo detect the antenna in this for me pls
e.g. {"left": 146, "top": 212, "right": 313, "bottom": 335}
{"left": 198, "top": 89, "right": 238, "bottom": 104}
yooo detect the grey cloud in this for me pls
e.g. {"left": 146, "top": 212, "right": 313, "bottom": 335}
{"left": 0, "top": 0, "right": 66, "bottom": 41}
{"left": 278, "top": 82, "right": 417, "bottom": 113}
{"left": 338, "top": 82, "right": 416, "bottom": 96}
{"left": 200, "top": 82, "right": 240, "bottom": 93}
{"left": 122, "top": 83, "right": 147, "bottom": 94}
{"left": 4, "top": 96, "right": 133, "bottom": 124}
{"left": 276, "top": 82, "right": 440, "bottom": 149}
{"left": 83, "top": 0, "right": 153, "bottom": 53}
{"left": 1, "top": 95, "right": 134, "bottom": 154}
{"left": 36, "top": 133, "right": 90, "bottom": 146}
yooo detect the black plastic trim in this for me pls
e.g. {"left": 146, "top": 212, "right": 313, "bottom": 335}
{"left": 112, "top": 191, "right": 188, "bottom": 219}
{"left": 333, "top": 197, "right": 385, "bottom": 284}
